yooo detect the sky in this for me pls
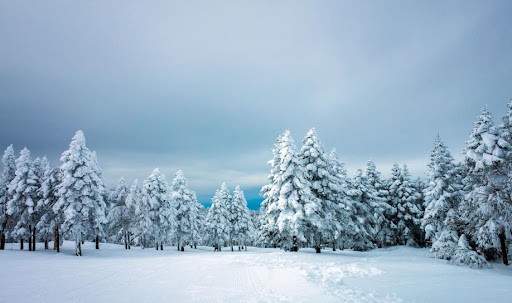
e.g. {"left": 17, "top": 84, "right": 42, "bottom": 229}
{"left": 1, "top": 1, "right": 511, "bottom": 208}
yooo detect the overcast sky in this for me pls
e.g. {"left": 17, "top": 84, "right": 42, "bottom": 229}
{"left": 1, "top": 1, "right": 511, "bottom": 208}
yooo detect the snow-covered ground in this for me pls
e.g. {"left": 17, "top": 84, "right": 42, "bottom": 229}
{"left": 1, "top": 242, "right": 511, "bottom": 303}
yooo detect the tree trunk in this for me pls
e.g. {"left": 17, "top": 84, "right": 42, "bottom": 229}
{"left": 20, "top": 239, "right": 24, "bottom": 250}
{"left": 95, "top": 235, "right": 99, "bottom": 249}
{"left": 180, "top": 245, "right": 184, "bottom": 252}
{"left": 32, "top": 227, "right": 36, "bottom": 251}
{"left": 160, "top": 243, "right": 163, "bottom": 250}
{"left": 28, "top": 225, "right": 33, "bottom": 251}
{"left": 499, "top": 229, "right": 509, "bottom": 265}
{"left": 55, "top": 226, "right": 60, "bottom": 253}
{"left": 0, "top": 232, "right": 5, "bottom": 250}
{"left": 44, "top": 239, "right": 48, "bottom": 250}
{"left": 124, "top": 232, "right": 128, "bottom": 250}
{"left": 315, "top": 245, "right": 321, "bottom": 254}
{"left": 156, "top": 243, "right": 159, "bottom": 250}
{"left": 76, "top": 240, "right": 82, "bottom": 256}
{"left": 177, "top": 241, "right": 180, "bottom": 251}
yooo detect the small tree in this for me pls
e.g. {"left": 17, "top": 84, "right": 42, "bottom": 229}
{"left": 231, "top": 186, "right": 253, "bottom": 250}
{"left": 108, "top": 178, "right": 134, "bottom": 249}
{"left": 170, "top": 170, "right": 197, "bottom": 251}
{"left": 206, "top": 182, "right": 230, "bottom": 251}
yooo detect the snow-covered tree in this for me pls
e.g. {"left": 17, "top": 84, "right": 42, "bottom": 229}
{"left": 54, "top": 130, "right": 105, "bottom": 256}
{"left": 422, "top": 135, "right": 463, "bottom": 257}
{"left": 297, "top": 128, "right": 333, "bottom": 253}
{"left": 324, "top": 150, "right": 352, "bottom": 251}
{"left": 230, "top": 185, "right": 253, "bottom": 250}
{"left": 170, "top": 170, "right": 198, "bottom": 251}
{"left": 461, "top": 107, "right": 512, "bottom": 264}
{"left": 206, "top": 182, "right": 231, "bottom": 250}
{"left": 450, "top": 234, "right": 488, "bottom": 268}
{"left": 125, "top": 179, "right": 142, "bottom": 247}
{"left": 36, "top": 166, "right": 63, "bottom": 251}
{"left": 364, "top": 160, "right": 393, "bottom": 247}
{"left": 7, "top": 148, "right": 39, "bottom": 251}
{"left": 142, "top": 168, "right": 174, "bottom": 250}
{"left": 108, "top": 178, "right": 135, "bottom": 249}
{"left": 260, "top": 130, "right": 314, "bottom": 251}
{"left": 346, "top": 169, "right": 375, "bottom": 251}
{"left": 89, "top": 151, "right": 107, "bottom": 249}
{"left": 0, "top": 145, "right": 16, "bottom": 250}
{"left": 387, "top": 164, "right": 423, "bottom": 246}
{"left": 189, "top": 192, "right": 204, "bottom": 249}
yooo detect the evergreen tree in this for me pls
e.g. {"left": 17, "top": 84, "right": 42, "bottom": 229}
{"left": 7, "top": 148, "right": 39, "bottom": 251}
{"left": 259, "top": 130, "right": 313, "bottom": 251}
{"left": 36, "top": 166, "right": 63, "bottom": 251}
{"left": 364, "top": 160, "right": 393, "bottom": 247}
{"left": 108, "top": 178, "right": 135, "bottom": 249}
{"left": 206, "top": 182, "right": 231, "bottom": 251}
{"left": 450, "top": 234, "right": 488, "bottom": 268}
{"left": 0, "top": 145, "right": 16, "bottom": 250}
{"left": 461, "top": 107, "right": 512, "bottom": 264}
{"left": 297, "top": 128, "right": 333, "bottom": 253}
{"left": 55, "top": 130, "right": 104, "bottom": 256}
{"left": 170, "top": 170, "right": 197, "bottom": 251}
{"left": 422, "top": 135, "right": 463, "bottom": 257}
{"left": 325, "top": 150, "right": 352, "bottom": 251}
{"left": 142, "top": 168, "right": 173, "bottom": 250}
{"left": 231, "top": 185, "right": 253, "bottom": 250}
{"left": 125, "top": 179, "right": 142, "bottom": 248}
{"left": 346, "top": 169, "right": 375, "bottom": 251}
{"left": 89, "top": 151, "right": 107, "bottom": 249}
{"left": 387, "top": 164, "right": 423, "bottom": 245}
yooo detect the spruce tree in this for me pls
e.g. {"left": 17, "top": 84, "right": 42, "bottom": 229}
{"left": 346, "top": 169, "right": 375, "bottom": 251}
{"left": 462, "top": 107, "right": 512, "bottom": 264}
{"left": 108, "top": 178, "right": 134, "bottom": 249}
{"left": 297, "top": 128, "right": 332, "bottom": 253}
{"left": 422, "top": 135, "right": 463, "bottom": 258}
{"left": 231, "top": 185, "right": 253, "bottom": 250}
{"left": 206, "top": 182, "right": 231, "bottom": 251}
{"left": 0, "top": 145, "right": 16, "bottom": 250}
{"left": 55, "top": 130, "right": 104, "bottom": 256}
{"left": 170, "top": 170, "right": 197, "bottom": 251}
{"left": 7, "top": 148, "right": 39, "bottom": 251}
{"left": 36, "top": 166, "right": 63, "bottom": 251}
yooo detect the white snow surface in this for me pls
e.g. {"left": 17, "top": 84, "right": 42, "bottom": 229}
{"left": 1, "top": 242, "right": 511, "bottom": 303}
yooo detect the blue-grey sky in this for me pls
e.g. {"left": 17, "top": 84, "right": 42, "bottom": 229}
{"left": 1, "top": 1, "right": 511, "bottom": 208}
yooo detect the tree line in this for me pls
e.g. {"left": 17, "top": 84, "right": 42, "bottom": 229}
{"left": 0, "top": 131, "right": 254, "bottom": 256}
{"left": 1, "top": 102, "right": 511, "bottom": 268}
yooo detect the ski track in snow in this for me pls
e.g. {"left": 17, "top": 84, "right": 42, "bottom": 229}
{"left": 1, "top": 242, "right": 512, "bottom": 303}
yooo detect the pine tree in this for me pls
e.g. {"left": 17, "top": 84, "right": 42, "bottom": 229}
{"left": 422, "top": 135, "right": 463, "bottom": 258}
{"left": 36, "top": 166, "right": 63, "bottom": 251}
{"left": 231, "top": 186, "right": 253, "bottom": 250}
{"left": 387, "top": 164, "right": 423, "bottom": 245}
{"left": 125, "top": 179, "right": 142, "bottom": 248}
{"left": 450, "top": 234, "right": 488, "bottom": 268}
{"left": 189, "top": 192, "right": 204, "bottom": 249}
{"left": 461, "top": 107, "right": 512, "bottom": 264}
{"left": 7, "top": 148, "right": 39, "bottom": 251}
{"left": 108, "top": 178, "right": 134, "bottom": 249}
{"left": 206, "top": 182, "right": 231, "bottom": 251}
{"left": 259, "top": 130, "right": 313, "bottom": 251}
{"left": 364, "top": 160, "right": 393, "bottom": 247}
{"left": 346, "top": 169, "right": 375, "bottom": 251}
{"left": 170, "top": 170, "right": 197, "bottom": 251}
{"left": 142, "top": 168, "right": 173, "bottom": 250}
{"left": 0, "top": 145, "right": 16, "bottom": 250}
{"left": 297, "top": 128, "right": 332, "bottom": 253}
{"left": 324, "top": 150, "right": 352, "bottom": 251}
{"left": 89, "top": 151, "right": 107, "bottom": 249}
{"left": 55, "top": 130, "right": 104, "bottom": 256}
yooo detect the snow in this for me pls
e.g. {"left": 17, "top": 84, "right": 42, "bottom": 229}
{"left": 1, "top": 242, "right": 511, "bottom": 303}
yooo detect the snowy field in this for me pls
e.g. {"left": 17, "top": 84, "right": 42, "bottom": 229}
{"left": 1, "top": 242, "right": 511, "bottom": 303}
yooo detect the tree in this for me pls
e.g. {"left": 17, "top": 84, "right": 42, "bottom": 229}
{"left": 36, "top": 166, "right": 63, "bottom": 251}
{"left": 125, "top": 179, "right": 142, "bottom": 248}
{"left": 449, "top": 234, "right": 488, "bottom": 268}
{"left": 422, "top": 135, "right": 463, "bottom": 257}
{"left": 461, "top": 107, "right": 512, "bottom": 264}
{"left": 170, "top": 170, "right": 197, "bottom": 251}
{"left": 260, "top": 130, "right": 313, "bottom": 251}
{"left": 0, "top": 145, "right": 16, "bottom": 250}
{"left": 7, "top": 148, "right": 38, "bottom": 251}
{"left": 297, "top": 128, "right": 333, "bottom": 253}
{"left": 346, "top": 169, "right": 375, "bottom": 251}
{"left": 142, "top": 168, "right": 173, "bottom": 250}
{"left": 206, "top": 182, "right": 230, "bottom": 251}
{"left": 387, "top": 164, "right": 423, "bottom": 246}
{"left": 89, "top": 151, "right": 107, "bottom": 249}
{"left": 108, "top": 178, "right": 135, "bottom": 249}
{"left": 324, "top": 150, "right": 352, "bottom": 251}
{"left": 231, "top": 186, "right": 253, "bottom": 250}
{"left": 364, "top": 160, "right": 393, "bottom": 247}
{"left": 55, "top": 130, "right": 104, "bottom": 256}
